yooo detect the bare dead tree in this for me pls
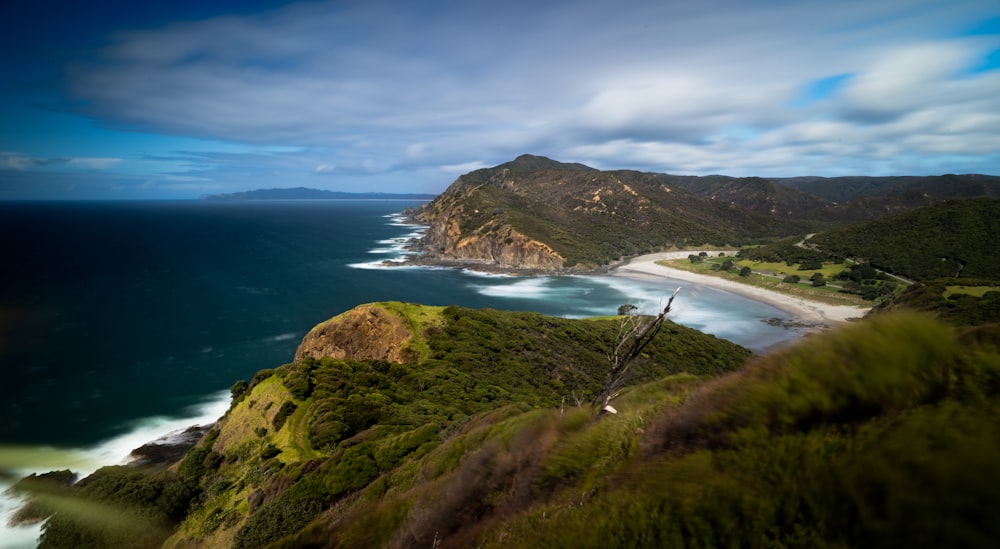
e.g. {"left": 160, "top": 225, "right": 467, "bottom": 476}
{"left": 594, "top": 287, "right": 681, "bottom": 413}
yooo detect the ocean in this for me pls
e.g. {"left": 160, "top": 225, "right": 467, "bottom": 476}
{"left": 0, "top": 200, "right": 804, "bottom": 546}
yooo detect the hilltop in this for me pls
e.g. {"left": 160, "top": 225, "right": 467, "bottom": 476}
{"left": 410, "top": 155, "right": 1000, "bottom": 271}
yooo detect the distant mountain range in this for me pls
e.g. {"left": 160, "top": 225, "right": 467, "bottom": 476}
{"left": 202, "top": 187, "right": 437, "bottom": 200}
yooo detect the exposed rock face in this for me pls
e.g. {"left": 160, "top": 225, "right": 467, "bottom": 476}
{"left": 452, "top": 226, "right": 564, "bottom": 269}
{"left": 423, "top": 215, "right": 565, "bottom": 270}
{"left": 294, "top": 304, "right": 415, "bottom": 363}
{"left": 415, "top": 163, "right": 566, "bottom": 270}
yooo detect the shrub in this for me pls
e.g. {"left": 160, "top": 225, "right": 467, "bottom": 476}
{"left": 272, "top": 401, "right": 298, "bottom": 431}
{"left": 230, "top": 380, "right": 249, "bottom": 403}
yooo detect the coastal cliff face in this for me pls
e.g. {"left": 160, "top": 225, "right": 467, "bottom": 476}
{"left": 294, "top": 303, "right": 417, "bottom": 363}
{"left": 415, "top": 166, "right": 566, "bottom": 270}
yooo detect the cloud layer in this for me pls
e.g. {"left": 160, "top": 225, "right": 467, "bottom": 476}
{"left": 8, "top": 0, "right": 1000, "bottom": 196}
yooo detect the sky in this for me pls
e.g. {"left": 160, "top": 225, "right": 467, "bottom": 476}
{"left": 1, "top": 0, "right": 999, "bottom": 199}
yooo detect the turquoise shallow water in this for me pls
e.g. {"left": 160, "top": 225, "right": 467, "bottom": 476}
{"left": 0, "top": 199, "right": 806, "bottom": 546}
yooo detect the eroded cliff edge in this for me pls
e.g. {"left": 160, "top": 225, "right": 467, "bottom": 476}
{"left": 294, "top": 303, "right": 421, "bottom": 364}
{"left": 411, "top": 161, "right": 567, "bottom": 271}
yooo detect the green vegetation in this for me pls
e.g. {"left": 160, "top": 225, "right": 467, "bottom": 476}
{"left": 808, "top": 198, "right": 1000, "bottom": 281}
{"left": 946, "top": 285, "right": 1000, "bottom": 298}
{"left": 26, "top": 293, "right": 1000, "bottom": 547}
{"left": 30, "top": 303, "right": 748, "bottom": 549}
{"left": 282, "top": 313, "right": 1000, "bottom": 548}
{"left": 875, "top": 279, "right": 1000, "bottom": 326}
{"left": 35, "top": 466, "right": 195, "bottom": 549}
{"left": 20, "top": 161, "right": 1000, "bottom": 548}
{"left": 662, "top": 256, "right": 870, "bottom": 307}
{"left": 731, "top": 238, "right": 903, "bottom": 301}
{"left": 418, "top": 155, "right": 805, "bottom": 268}
{"left": 417, "top": 157, "right": 999, "bottom": 273}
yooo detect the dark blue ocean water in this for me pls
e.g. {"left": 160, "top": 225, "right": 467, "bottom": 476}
{"left": 0, "top": 199, "right": 808, "bottom": 448}
{"left": 0, "top": 199, "right": 807, "bottom": 545}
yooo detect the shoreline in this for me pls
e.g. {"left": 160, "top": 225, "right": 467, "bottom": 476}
{"left": 611, "top": 251, "right": 871, "bottom": 327}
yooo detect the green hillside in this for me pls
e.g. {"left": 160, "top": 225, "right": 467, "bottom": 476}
{"left": 18, "top": 303, "right": 1000, "bottom": 548}
{"left": 807, "top": 198, "right": 1000, "bottom": 281}
{"left": 413, "top": 156, "right": 1000, "bottom": 272}
{"left": 873, "top": 278, "right": 1000, "bottom": 326}
{"left": 24, "top": 303, "right": 749, "bottom": 549}
{"left": 415, "top": 155, "right": 806, "bottom": 269}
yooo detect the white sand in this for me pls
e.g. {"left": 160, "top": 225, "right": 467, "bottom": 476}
{"left": 612, "top": 251, "right": 871, "bottom": 326}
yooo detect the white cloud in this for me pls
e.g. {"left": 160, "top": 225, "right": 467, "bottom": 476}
{"left": 440, "top": 161, "right": 488, "bottom": 174}
{"left": 840, "top": 41, "right": 994, "bottom": 119}
{"left": 1, "top": 152, "right": 35, "bottom": 170}
{"left": 56, "top": 0, "right": 1000, "bottom": 183}
{"left": 0, "top": 152, "right": 123, "bottom": 171}
{"left": 66, "top": 157, "right": 124, "bottom": 170}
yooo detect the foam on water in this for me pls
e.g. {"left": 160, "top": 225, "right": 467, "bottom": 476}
{"left": 349, "top": 259, "right": 431, "bottom": 270}
{"left": 470, "top": 277, "right": 559, "bottom": 299}
{"left": 459, "top": 269, "right": 515, "bottom": 279}
{"left": 264, "top": 333, "right": 300, "bottom": 343}
{"left": 0, "top": 390, "right": 232, "bottom": 549}
{"left": 351, "top": 216, "right": 425, "bottom": 269}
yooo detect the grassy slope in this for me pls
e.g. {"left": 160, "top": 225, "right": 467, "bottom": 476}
{"left": 34, "top": 304, "right": 1000, "bottom": 548}
{"left": 283, "top": 312, "right": 1000, "bottom": 548}
{"left": 157, "top": 303, "right": 750, "bottom": 549}
{"left": 874, "top": 279, "right": 1000, "bottom": 326}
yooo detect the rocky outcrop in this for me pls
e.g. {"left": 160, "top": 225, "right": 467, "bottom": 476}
{"left": 422, "top": 215, "right": 565, "bottom": 270}
{"left": 414, "top": 162, "right": 566, "bottom": 270}
{"left": 294, "top": 304, "right": 416, "bottom": 363}
{"left": 451, "top": 226, "right": 564, "bottom": 269}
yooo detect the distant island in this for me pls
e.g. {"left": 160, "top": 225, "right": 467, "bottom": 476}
{"left": 202, "top": 187, "right": 438, "bottom": 200}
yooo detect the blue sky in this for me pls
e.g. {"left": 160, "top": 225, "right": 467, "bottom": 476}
{"left": 1, "top": 0, "right": 999, "bottom": 199}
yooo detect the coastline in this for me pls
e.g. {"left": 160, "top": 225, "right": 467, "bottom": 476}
{"left": 611, "top": 251, "right": 871, "bottom": 327}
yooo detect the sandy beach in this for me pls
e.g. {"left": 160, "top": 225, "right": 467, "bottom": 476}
{"left": 612, "top": 251, "right": 871, "bottom": 327}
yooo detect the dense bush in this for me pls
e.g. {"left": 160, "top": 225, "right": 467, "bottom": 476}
{"left": 272, "top": 400, "right": 298, "bottom": 431}
{"left": 739, "top": 238, "right": 839, "bottom": 265}
{"left": 477, "top": 313, "right": 1000, "bottom": 548}
{"left": 875, "top": 279, "right": 1000, "bottom": 326}
{"left": 38, "top": 467, "right": 196, "bottom": 549}
{"left": 233, "top": 496, "right": 323, "bottom": 549}
{"left": 809, "top": 198, "right": 1000, "bottom": 281}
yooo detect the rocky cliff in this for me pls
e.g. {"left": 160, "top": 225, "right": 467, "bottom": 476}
{"left": 294, "top": 303, "right": 423, "bottom": 363}
{"left": 414, "top": 160, "right": 567, "bottom": 270}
